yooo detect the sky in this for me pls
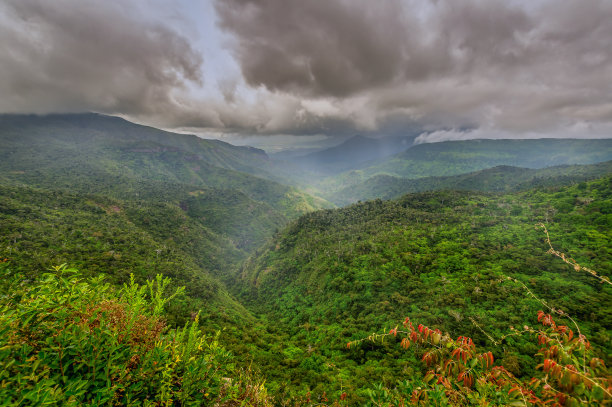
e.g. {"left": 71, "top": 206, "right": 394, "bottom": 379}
{"left": 1, "top": 0, "right": 611, "bottom": 145}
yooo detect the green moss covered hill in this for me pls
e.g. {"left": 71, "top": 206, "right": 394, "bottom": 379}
{"left": 360, "top": 138, "right": 612, "bottom": 179}
{"left": 0, "top": 113, "right": 329, "bottom": 218}
{"left": 328, "top": 161, "right": 612, "bottom": 205}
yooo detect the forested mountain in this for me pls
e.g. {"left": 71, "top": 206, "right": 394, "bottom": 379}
{"left": 1, "top": 115, "right": 610, "bottom": 405}
{"left": 234, "top": 176, "right": 612, "bottom": 402}
{"left": 328, "top": 160, "right": 612, "bottom": 205}
{"left": 371, "top": 138, "right": 612, "bottom": 177}
{"left": 318, "top": 139, "right": 612, "bottom": 194}
{"left": 0, "top": 113, "right": 271, "bottom": 175}
{"left": 0, "top": 113, "right": 327, "bottom": 326}
{"left": 3, "top": 0, "right": 612, "bottom": 403}
{"left": 0, "top": 113, "right": 329, "bottom": 217}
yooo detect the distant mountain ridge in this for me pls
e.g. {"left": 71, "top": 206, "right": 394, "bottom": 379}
{"left": 368, "top": 138, "right": 612, "bottom": 177}
{"left": 290, "top": 134, "right": 416, "bottom": 173}
{"left": 0, "top": 113, "right": 271, "bottom": 173}
{"left": 327, "top": 161, "right": 612, "bottom": 205}
{"left": 317, "top": 138, "right": 612, "bottom": 195}
{"left": 0, "top": 113, "right": 329, "bottom": 217}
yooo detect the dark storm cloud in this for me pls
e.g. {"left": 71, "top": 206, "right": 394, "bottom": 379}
{"left": 214, "top": 0, "right": 536, "bottom": 97}
{"left": 1, "top": 0, "right": 610, "bottom": 138}
{"left": 0, "top": 0, "right": 206, "bottom": 121}
{"left": 215, "top": 0, "right": 612, "bottom": 137}
{"left": 216, "top": 0, "right": 410, "bottom": 98}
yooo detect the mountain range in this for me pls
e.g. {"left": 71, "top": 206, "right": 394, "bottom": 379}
{"left": 1, "top": 113, "right": 611, "bottom": 405}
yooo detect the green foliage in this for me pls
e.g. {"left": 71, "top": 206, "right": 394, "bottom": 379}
{"left": 235, "top": 177, "right": 612, "bottom": 400}
{"left": 327, "top": 161, "right": 612, "bottom": 205}
{"left": 352, "top": 311, "right": 611, "bottom": 406}
{"left": 319, "top": 139, "right": 612, "bottom": 196}
{"left": 0, "top": 263, "right": 271, "bottom": 406}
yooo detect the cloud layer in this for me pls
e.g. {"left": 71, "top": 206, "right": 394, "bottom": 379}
{"left": 0, "top": 0, "right": 202, "bottom": 118}
{"left": 215, "top": 0, "right": 612, "bottom": 136}
{"left": 0, "top": 0, "right": 611, "bottom": 138}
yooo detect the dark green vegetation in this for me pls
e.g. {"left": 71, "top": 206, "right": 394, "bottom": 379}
{"left": 328, "top": 161, "right": 612, "bottom": 205}
{"left": 0, "top": 263, "right": 271, "bottom": 406}
{"left": 0, "top": 113, "right": 329, "bottom": 217}
{"left": 236, "top": 176, "right": 612, "bottom": 402}
{"left": 1, "top": 114, "right": 611, "bottom": 405}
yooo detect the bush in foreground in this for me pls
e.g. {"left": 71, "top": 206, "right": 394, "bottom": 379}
{"left": 0, "top": 263, "right": 271, "bottom": 406}
{"left": 350, "top": 310, "right": 610, "bottom": 406}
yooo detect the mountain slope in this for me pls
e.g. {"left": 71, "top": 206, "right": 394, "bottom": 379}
{"left": 328, "top": 160, "right": 612, "bottom": 205}
{"left": 0, "top": 113, "right": 271, "bottom": 173}
{"left": 0, "top": 183, "right": 251, "bottom": 326}
{"left": 235, "top": 176, "right": 612, "bottom": 396}
{"left": 320, "top": 138, "right": 612, "bottom": 193}
{"left": 0, "top": 113, "right": 329, "bottom": 217}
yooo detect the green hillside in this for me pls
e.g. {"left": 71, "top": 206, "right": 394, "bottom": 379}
{"left": 1, "top": 114, "right": 610, "bottom": 405}
{"left": 0, "top": 113, "right": 272, "bottom": 176}
{"left": 0, "top": 183, "right": 259, "bottom": 325}
{"left": 319, "top": 139, "right": 612, "bottom": 193}
{"left": 328, "top": 161, "right": 612, "bottom": 205}
{"left": 236, "top": 176, "right": 612, "bottom": 401}
{"left": 0, "top": 113, "right": 329, "bottom": 218}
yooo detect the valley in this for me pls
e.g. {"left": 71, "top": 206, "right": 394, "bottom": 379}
{"left": 1, "top": 114, "right": 610, "bottom": 405}
{"left": 2, "top": 1, "right": 611, "bottom": 404}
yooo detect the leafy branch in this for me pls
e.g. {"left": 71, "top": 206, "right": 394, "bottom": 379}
{"left": 536, "top": 223, "right": 611, "bottom": 286}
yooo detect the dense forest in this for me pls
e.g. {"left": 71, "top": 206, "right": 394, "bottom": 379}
{"left": 1, "top": 114, "right": 610, "bottom": 406}
{"left": 234, "top": 176, "right": 611, "bottom": 403}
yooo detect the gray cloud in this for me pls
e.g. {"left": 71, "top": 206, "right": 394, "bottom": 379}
{"left": 215, "top": 0, "right": 612, "bottom": 137}
{"left": 0, "top": 0, "right": 610, "bottom": 139}
{"left": 0, "top": 0, "right": 204, "bottom": 119}
{"left": 215, "top": 0, "right": 412, "bottom": 98}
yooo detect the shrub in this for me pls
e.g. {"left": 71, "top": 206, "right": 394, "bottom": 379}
{"left": 350, "top": 311, "right": 610, "bottom": 406}
{"left": 0, "top": 263, "right": 271, "bottom": 406}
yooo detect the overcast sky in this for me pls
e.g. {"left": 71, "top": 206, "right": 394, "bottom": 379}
{"left": 1, "top": 0, "right": 611, "bottom": 142}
